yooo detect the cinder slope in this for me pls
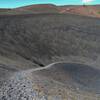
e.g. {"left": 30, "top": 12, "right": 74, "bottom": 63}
{"left": 0, "top": 14, "right": 100, "bottom": 67}
{"left": 33, "top": 63, "right": 100, "bottom": 93}
{"left": 15, "top": 4, "right": 59, "bottom": 14}
{"left": 0, "top": 6, "right": 100, "bottom": 100}
{"left": 0, "top": 4, "right": 59, "bottom": 15}
{"left": 0, "top": 63, "right": 100, "bottom": 100}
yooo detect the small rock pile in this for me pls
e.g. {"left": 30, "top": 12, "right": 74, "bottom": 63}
{"left": 0, "top": 71, "right": 47, "bottom": 100}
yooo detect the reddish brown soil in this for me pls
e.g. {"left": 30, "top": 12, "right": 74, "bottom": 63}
{"left": 1, "top": 4, "right": 100, "bottom": 18}
{"left": 15, "top": 4, "right": 58, "bottom": 11}
{"left": 59, "top": 5, "right": 100, "bottom": 18}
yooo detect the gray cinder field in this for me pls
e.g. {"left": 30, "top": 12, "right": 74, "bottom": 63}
{"left": 0, "top": 5, "right": 100, "bottom": 100}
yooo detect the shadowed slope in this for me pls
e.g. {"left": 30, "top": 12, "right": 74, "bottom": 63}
{"left": 33, "top": 62, "right": 100, "bottom": 93}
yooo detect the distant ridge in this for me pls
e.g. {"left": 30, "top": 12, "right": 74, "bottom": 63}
{"left": 0, "top": 4, "right": 100, "bottom": 17}
{"left": 15, "top": 4, "right": 57, "bottom": 10}
{"left": 14, "top": 4, "right": 59, "bottom": 14}
{"left": 0, "top": 8, "right": 11, "bottom": 12}
{"left": 59, "top": 5, "right": 100, "bottom": 18}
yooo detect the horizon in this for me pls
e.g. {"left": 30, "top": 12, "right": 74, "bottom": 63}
{"left": 0, "top": 0, "right": 100, "bottom": 8}
{"left": 0, "top": 3, "right": 100, "bottom": 9}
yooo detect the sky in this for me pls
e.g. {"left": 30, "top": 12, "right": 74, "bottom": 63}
{"left": 0, "top": 0, "right": 99, "bottom": 8}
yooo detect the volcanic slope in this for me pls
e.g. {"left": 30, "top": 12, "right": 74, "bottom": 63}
{"left": 59, "top": 5, "right": 100, "bottom": 18}
{"left": 0, "top": 14, "right": 100, "bottom": 67}
{"left": 15, "top": 4, "right": 59, "bottom": 14}
{"left": 0, "top": 4, "right": 100, "bottom": 18}
{"left": 0, "top": 14, "right": 100, "bottom": 99}
{"left": 33, "top": 62, "right": 100, "bottom": 93}
{"left": 0, "top": 62, "right": 100, "bottom": 100}
{"left": 0, "top": 4, "right": 59, "bottom": 15}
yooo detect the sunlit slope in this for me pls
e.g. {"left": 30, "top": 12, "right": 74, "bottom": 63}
{"left": 59, "top": 5, "right": 100, "bottom": 17}
{"left": 0, "top": 4, "right": 59, "bottom": 15}
{"left": 15, "top": 4, "right": 59, "bottom": 14}
{"left": 0, "top": 4, "right": 100, "bottom": 17}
